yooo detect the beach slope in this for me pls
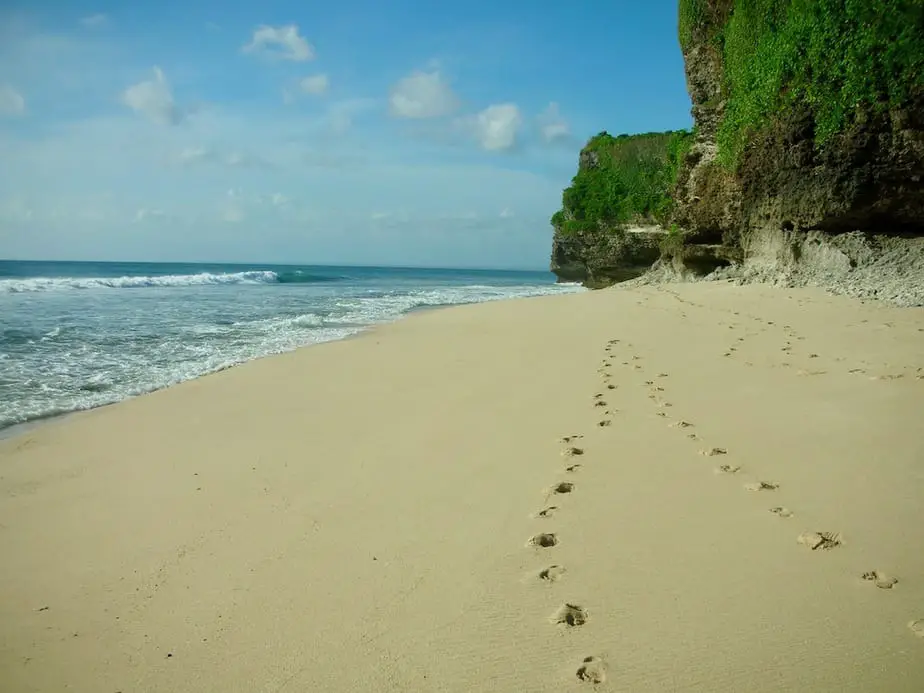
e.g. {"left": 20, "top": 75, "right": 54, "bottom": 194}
{"left": 2, "top": 283, "right": 923, "bottom": 692}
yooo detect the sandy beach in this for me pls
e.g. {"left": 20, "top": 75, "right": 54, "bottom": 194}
{"left": 1, "top": 282, "right": 923, "bottom": 692}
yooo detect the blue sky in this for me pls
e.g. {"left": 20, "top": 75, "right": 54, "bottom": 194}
{"left": 0, "top": 1, "right": 692, "bottom": 269}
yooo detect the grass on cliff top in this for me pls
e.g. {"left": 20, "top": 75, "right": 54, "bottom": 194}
{"left": 680, "top": 0, "right": 924, "bottom": 166}
{"left": 551, "top": 130, "right": 693, "bottom": 235}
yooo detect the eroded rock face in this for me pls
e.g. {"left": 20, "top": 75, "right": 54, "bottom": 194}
{"left": 550, "top": 226, "right": 664, "bottom": 288}
{"left": 668, "top": 0, "right": 924, "bottom": 304}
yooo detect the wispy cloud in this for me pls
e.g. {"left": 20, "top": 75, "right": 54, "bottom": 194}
{"left": 537, "top": 102, "right": 570, "bottom": 143}
{"left": 242, "top": 24, "right": 314, "bottom": 62}
{"left": 299, "top": 74, "right": 329, "bottom": 95}
{"left": 388, "top": 69, "right": 459, "bottom": 119}
{"left": 121, "top": 67, "right": 183, "bottom": 125}
{"left": 0, "top": 85, "right": 26, "bottom": 116}
{"left": 79, "top": 14, "right": 109, "bottom": 29}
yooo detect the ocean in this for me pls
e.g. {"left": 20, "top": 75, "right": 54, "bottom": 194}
{"left": 0, "top": 260, "right": 583, "bottom": 433}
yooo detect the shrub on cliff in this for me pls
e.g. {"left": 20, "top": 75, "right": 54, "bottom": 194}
{"left": 551, "top": 130, "right": 693, "bottom": 234}
{"left": 681, "top": 0, "right": 924, "bottom": 166}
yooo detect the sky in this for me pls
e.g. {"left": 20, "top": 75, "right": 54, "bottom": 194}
{"left": 0, "top": 1, "right": 693, "bottom": 269}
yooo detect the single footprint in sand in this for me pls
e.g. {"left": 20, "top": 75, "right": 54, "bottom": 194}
{"left": 594, "top": 401, "right": 607, "bottom": 408}
{"left": 769, "top": 506, "right": 794, "bottom": 518}
{"left": 645, "top": 380, "right": 655, "bottom": 385}
{"left": 535, "top": 506, "right": 558, "bottom": 519}
{"left": 576, "top": 656, "right": 606, "bottom": 684}
{"left": 908, "top": 619, "right": 924, "bottom": 638}
{"left": 745, "top": 481, "right": 779, "bottom": 491}
{"left": 551, "top": 603, "right": 588, "bottom": 627}
{"left": 551, "top": 481, "right": 575, "bottom": 495}
{"left": 687, "top": 432, "right": 701, "bottom": 440}
{"left": 797, "top": 531, "right": 842, "bottom": 551}
{"left": 657, "top": 373, "right": 669, "bottom": 378}
{"left": 597, "top": 420, "right": 612, "bottom": 428}
{"left": 538, "top": 565, "right": 566, "bottom": 582}
{"left": 562, "top": 447, "right": 584, "bottom": 458}
{"left": 669, "top": 420, "right": 693, "bottom": 429}
{"left": 656, "top": 411, "right": 667, "bottom": 418}
{"left": 715, "top": 465, "right": 741, "bottom": 474}
{"left": 861, "top": 571, "right": 898, "bottom": 589}
{"left": 593, "top": 393, "right": 605, "bottom": 400}
{"left": 565, "top": 464, "right": 581, "bottom": 473}
{"left": 527, "top": 533, "right": 558, "bottom": 548}
{"left": 560, "top": 435, "right": 583, "bottom": 444}
{"left": 700, "top": 447, "right": 727, "bottom": 457}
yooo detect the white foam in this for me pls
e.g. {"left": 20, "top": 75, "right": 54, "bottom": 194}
{"left": 0, "top": 270, "right": 279, "bottom": 293}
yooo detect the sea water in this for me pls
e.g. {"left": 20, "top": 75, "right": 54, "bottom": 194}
{"left": 0, "top": 260, "right": 582, "bottom": 432}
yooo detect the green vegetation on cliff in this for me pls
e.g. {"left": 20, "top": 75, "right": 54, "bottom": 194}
{"left": 551, "top": 130, "right": 693, "bottom": 235}
{"left": 680, "top": 0, "right": 924, "bottom": 166}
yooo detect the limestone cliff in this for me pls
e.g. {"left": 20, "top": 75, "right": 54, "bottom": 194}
{"left": 548, "top": 131, "right": 691, "bottom": 287}
{"left": 552, "top": 1, "right": 924, "bottom": 304}
{"left": 667, "top": 0, "right": 924, "bottom": 304}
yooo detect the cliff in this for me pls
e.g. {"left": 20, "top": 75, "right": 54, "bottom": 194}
{"left": 549, "top": 131, "right": 692, "bottom": 287}
{"left": 552, "top": 0, "right": 924, "bottom": 305}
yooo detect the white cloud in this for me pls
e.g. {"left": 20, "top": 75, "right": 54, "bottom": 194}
{"left": 299, "top": 74, "right": 329, "bottom": 95}
{"left": 243, "top": 24, "right": 314, "bottom": 62}
{"left": 121, "top": 67, "right": 182, "bottom": 125}
{"left": 388, "top": 70, "right": 458, "bottom": 119}
{"left": 79, "top": 14, "right": 109, "bottom": 29}
{"left": 0, "top": 85, "right": 26, "bottom": 117}
{"left": 473, "top": 103, "right": 522, "bottom": 151}
{"left": 537, "top": 102, "right": 570, "bottom": 142}
{"left": 134, "top": 207, "right": 167, "bottom": 222}
{"left": 500, "top": 207, "right": 514, "bottom": 218}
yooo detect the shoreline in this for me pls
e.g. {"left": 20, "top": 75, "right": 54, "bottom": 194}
{"left": 2, "top": 282, "right": 922, "bottom": 692}
{"left": 0, "top": 291, "right": 577, "bottom": 444}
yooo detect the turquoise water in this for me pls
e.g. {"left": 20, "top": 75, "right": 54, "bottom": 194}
{"left": 0, "top": 260, "right": 582, "bottom": 431}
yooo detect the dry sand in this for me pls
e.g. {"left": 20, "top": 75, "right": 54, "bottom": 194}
{"left": 1, "top": 282, "right": 923, "bottom": 692}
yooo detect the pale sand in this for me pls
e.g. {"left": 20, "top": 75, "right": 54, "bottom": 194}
{"left": 2, "top": 283, "right": 923, "bottom": 692}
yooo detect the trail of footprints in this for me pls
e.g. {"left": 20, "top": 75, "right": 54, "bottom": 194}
{"left": 526, "top": 335, "right": 919, "bottom": 685}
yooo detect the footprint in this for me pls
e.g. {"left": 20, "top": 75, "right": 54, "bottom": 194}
{"left": 594, "top": 401, "right": 607, "bottom": 408}
{"left": 745, "top": 481, "right": 779, "bottom": 491}
{"left": 699, "top": 447, "right": 727, "bottom": 457}
{"left": 669, "top": 420, "right": 693, "bottom": 429}
{"left": 607, "top": 384, "right": 616, "bottom": 390}
{"left": 687, "top": 432, "right": 700, "bottom": 440}
{"left": 597, "top": 420, "right": 612, "bottom": 428}
{"left": 657, "top": 373, "right": 669, "bottom": 378}
{"left": 909, "top": 619, "right": 924, "bottom": 638}
{"left": 560, "top": 435, "right": 583, "bottom": 444}
{"left": 538, "top": 565, "right": 566, "bottom": 582}
{"left": 645, "top": 380, "right": 655, "bottom": 385}
{"left": 565, "top": 464, "right": 581, "bottom": 473}
{"left": 551, "top": 603, "right": 588, "bottom": 627}
{"left": 656, "top": 411, "right": 667, "bottom": 418}
{"left": 769, "top": 506, "right": 794, "bottom": 518}
{"left": 576, "top": 656, "right": 606, "bottom": 684}
{"left": 527, "top": 533, "right": 558, "bottom": 548}
{"left": 715, "top": 465, "right": 741, "bottom": 474}
{"left": 797, "top": 531, "right": 842, "bottom": 551}
{"left": 535, "top": 506, "right": 558, "bottom": 519}
{"left": 593, "top": 393, "right": 605, "bottom": 400}
{"left": 861, "top": 571, "right": 898, "bottom": 589}
{"left": 562, "top": 447, "right": 584, "bottom": 458}
{"left": 552, "top": 481, "right": 575, "bottom": 494}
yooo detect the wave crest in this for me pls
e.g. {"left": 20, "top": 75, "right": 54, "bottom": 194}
{"left": 0, "top": 270, "right": 345, "bottom": 293}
